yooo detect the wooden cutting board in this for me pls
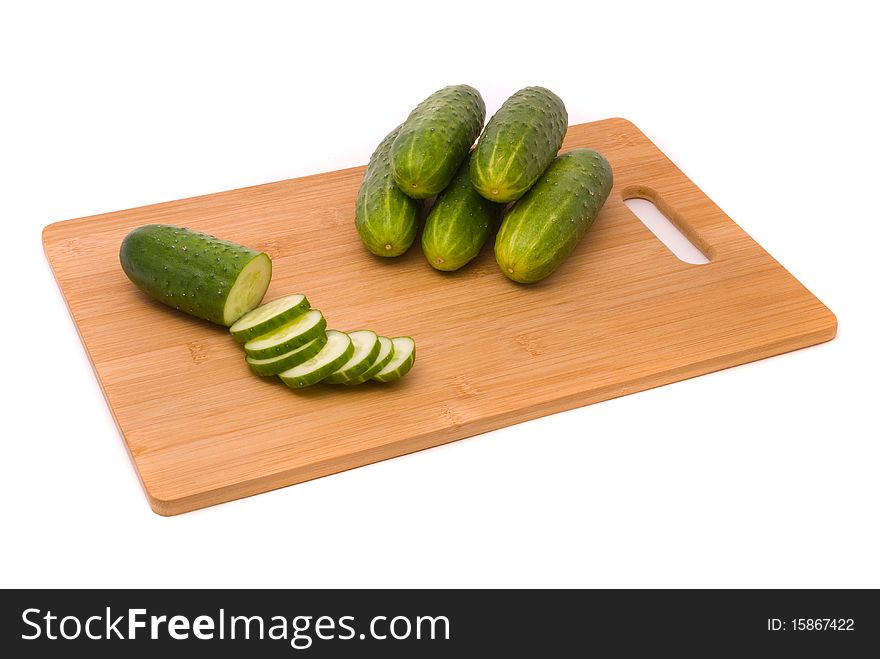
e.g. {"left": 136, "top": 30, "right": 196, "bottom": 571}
{"left": 43, "top": 119, "right": 836, "bottom": 515}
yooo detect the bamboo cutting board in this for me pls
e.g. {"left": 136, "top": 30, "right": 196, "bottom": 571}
{"left": 43, "top": 119, "right": 836, "bottom": 515}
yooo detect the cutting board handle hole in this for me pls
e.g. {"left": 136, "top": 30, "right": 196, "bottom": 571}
{"left": 622, "top": 187, "right": 712, "bottom": 264}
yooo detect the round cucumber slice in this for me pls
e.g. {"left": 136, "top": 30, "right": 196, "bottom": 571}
{"left": 244, "top": 309, "right": 326, "bottom": 359}
{"left": 230, "top": 293, "right": 310, "bottom": 343}
{"left": 343, "top": 336, "right": 395, "bottom": 385}
{"left": 373, "top": 337, "right": 416, "bottom": 382}
{"left": 279, "top": 330, "right": 354, "bottom": 389}
{"left": 245, "top": 333, "right": 328, "bottom": 377}
{"left": 323, "top": 330, "right": 381, "bottom": 384}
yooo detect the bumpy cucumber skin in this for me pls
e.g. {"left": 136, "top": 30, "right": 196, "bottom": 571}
{"left": 421, "top": 160, "right": 501, "bottom": 271}
{"left": 391, "top": 85, "right": 485, "bottom": 199}
{"left": 495, "top": 149, "right": 613, "bottom": 284}
{"left": 355, "top": 126, "right": 421, "bottom": 257}
{"left": 119, "top": 224, "right": 270, "bottom": 326}
{"left": 470, "top": 87, "right": 568, "bottom": 203}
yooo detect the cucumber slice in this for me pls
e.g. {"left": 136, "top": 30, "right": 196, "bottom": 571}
{"left": 323, "top": 330, "right": 381, "bottom": 384}
{"left": 278, "top": 330, "right": 354, "bottom": 389}
{"left": 245, "top": 333, "right": 328, "bottom": 377}
{"left": 229, "top": 293, "right": 310, "bottom": 343}
{"left": 373, "top": 337, "right": 416, "bottom": 382}
{"left": 343, "top": 336, "right": 395, "bottom": 385}
{"left": 244, "top": 309, "right": 326, "bottom": 359}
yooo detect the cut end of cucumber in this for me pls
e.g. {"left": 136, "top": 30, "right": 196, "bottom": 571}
{"left": 373, "top": 336, "right": 416, "bottom": 383}
{"left": 222, "top": 253, "right": 272, "bottom": 326}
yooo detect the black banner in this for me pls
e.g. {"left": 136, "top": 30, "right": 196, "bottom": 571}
{"left": 1, "top": 589, "right": 877, "bottom": 656}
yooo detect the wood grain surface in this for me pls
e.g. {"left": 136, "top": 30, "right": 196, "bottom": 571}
{"left": 43, "top": 119, "right": 837, "bottom": 515}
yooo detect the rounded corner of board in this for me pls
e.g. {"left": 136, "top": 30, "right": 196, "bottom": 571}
{"left": 604, "top": 116, "right": 640, "bottom": 132}
{"left": 41, "top": 221, "right": 62, "bottom": 246}
{"left": 601, "top": 116, "right": 647, "bottom": 139}
{"left": 144, "top": 487, "right": 188, "bottom": 517}
{"left": 820, "top": 307, "right": 839, "bottom": 342}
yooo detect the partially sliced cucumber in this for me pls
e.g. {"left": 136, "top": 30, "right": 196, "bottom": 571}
{"left": 323, "top": 330, "right": 381, "bottom": 384}
{"left": 373, "top": 336, "right": 416, "bottom": 382}
{"left": 278, "top": 330, "right": 354, "bottom": 389}
{"left": 245, "top": 333, "right": 328, "bottom": 377}
{"left": 230, "top": 293, "right": 310, "bottom": 343}
{"left": 343, "top": 336, "right": 395, "bottom": 385}
{"left": 244, "top": 309, "right": 326, "bottom": 359}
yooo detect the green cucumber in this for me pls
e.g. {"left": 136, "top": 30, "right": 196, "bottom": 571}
{"left": 470, "top": 86, "right": 568, "bottom": 203}
{"left": 278, "top": 330, "right": 354, "bottom": 389}
{"left": 391, "top": 85, "right": 485, "bottom": 199}
{"left": 229, "top": 293, "right": 310, "bottom": 343}
{"left": 243, "top": 309, "right": 326, "bottom": 359}
{"left": 373, "top": 337, "right": 416, "bottom": 382}
{"left": 323, "top": 330, "right": 381, "bottom": 384}
{"left": 119, "top": 224, "right": 272, "bottom": 326}
{"left": 355, "top": 126, "right": 421, "bottom": 257}
{"left": 495, "top": 148, "right": 613, "bottom": 284}
{"left": 421, "top": 159, "right": 500, "bottom": 271}
{"left": 343, "top": 336, "right": 395, "bottom": 385}
{"left": 245, "top": 334, "right": 328, "bottom": 377}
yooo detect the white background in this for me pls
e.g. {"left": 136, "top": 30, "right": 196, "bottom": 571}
{"left": 2, "top": 1, "right": 877, "bottom": 588}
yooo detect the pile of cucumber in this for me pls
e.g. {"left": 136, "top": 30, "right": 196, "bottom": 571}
{"left": 231, "top": 293, "right": 415, "bottom": 387}
{"left": 355, "top": 85, "right": 613, "bottom": 283}
{"left": 120, "top": 224, "right": 416, "bottom": 388}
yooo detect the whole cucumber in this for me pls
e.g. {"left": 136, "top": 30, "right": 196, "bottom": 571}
{"left": 421, "top": 159, "right": 500, "bottom": 271}
{"left": 471, "top": 86, "right": 568, "bottom": 203}
{"left": 120, "top": 224, "right": 272, "bottom": 325}
{"left": 355, "top": 125, "right": 421, "bottom": 257}
{"left": 391, "top": 85, "right": 485, "bottom": 199}
{"left": 495, "top": 149, "right": 612, "bottom": 284}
